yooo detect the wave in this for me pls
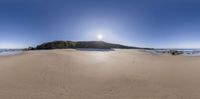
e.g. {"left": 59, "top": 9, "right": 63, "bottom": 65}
{"left": 144, "top": 49, "right": 200, "bottom": 56}
{"left": 0, "top": 49, "right": 23, "bottom": 56}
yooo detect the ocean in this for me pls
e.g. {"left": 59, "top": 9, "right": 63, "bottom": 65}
{"left": 0, "top": 49, "right": 23, "bottom": 56}
{"left": 145, "top": 49, "right": 200, "bottom": 56}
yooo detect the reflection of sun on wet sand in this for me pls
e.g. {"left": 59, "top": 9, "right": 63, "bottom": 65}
{"left": 1, "top": 49, "right": 200, "bottom": 99}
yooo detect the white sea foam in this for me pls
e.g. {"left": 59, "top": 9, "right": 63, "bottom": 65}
{"left": 145, "top": 49, "right": 200, "bottom": 56}
{"left": 0, "top": 49, "right": 23, "bottom": 56}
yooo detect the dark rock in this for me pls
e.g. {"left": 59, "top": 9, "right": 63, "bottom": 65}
{"left": 169, "top": 50, "right": 183, "bottom": 55}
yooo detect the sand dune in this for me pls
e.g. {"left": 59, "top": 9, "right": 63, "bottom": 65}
{"left": 0, "top": 49, "right": 200, "bottom": 99}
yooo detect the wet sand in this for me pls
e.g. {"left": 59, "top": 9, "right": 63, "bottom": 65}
{"left": 0, "top": 49, "right": 200, "bottom": 99}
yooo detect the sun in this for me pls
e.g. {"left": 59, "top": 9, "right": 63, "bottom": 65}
{"left": 97, "top": 34, "right": 103, "bottom": 40}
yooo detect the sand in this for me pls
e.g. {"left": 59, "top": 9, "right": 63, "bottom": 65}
{"left": 0, "top": 49, "right": 200, "bottom": 99}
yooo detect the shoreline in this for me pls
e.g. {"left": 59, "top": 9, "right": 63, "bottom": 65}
{"left": 0, "top": 51, "right": 23, "bottom": 56}
{"left": 2, "top": 48, "right": 200, "bottom": 57}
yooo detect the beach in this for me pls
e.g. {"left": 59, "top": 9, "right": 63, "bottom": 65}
{"left": 0, "top": 49, "right": 200, "bottom": 99}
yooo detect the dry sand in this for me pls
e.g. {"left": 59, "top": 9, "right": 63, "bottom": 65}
{"left": 0, "top": 49, "right": 200, "bottom": 99}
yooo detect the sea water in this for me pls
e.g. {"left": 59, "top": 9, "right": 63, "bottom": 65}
{"left": 0, "top": 49, "right": 23, "bottom": 56}
{"left": 145, "top": 49, "right": 200, "bottom": 56}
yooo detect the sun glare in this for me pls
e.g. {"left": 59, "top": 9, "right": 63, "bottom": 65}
{"left": 97, "top": 34, "right": 103, "bottom": 40}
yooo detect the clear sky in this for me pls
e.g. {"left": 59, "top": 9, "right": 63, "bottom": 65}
{"left": 0, "top": 0, "right": 200, "bottom": 48}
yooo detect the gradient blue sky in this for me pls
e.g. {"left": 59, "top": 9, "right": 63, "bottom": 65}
{"left": 1, "top": 0, "right": 200, "bottom": 48}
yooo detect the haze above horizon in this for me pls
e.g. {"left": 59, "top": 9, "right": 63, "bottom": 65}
{"left": 1, "top": 0, "right": 200, "bottom": 48}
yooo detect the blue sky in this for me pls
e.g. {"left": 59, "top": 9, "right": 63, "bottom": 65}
{"left": 0, "top": 0, "right": 200, "bottom": 48}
